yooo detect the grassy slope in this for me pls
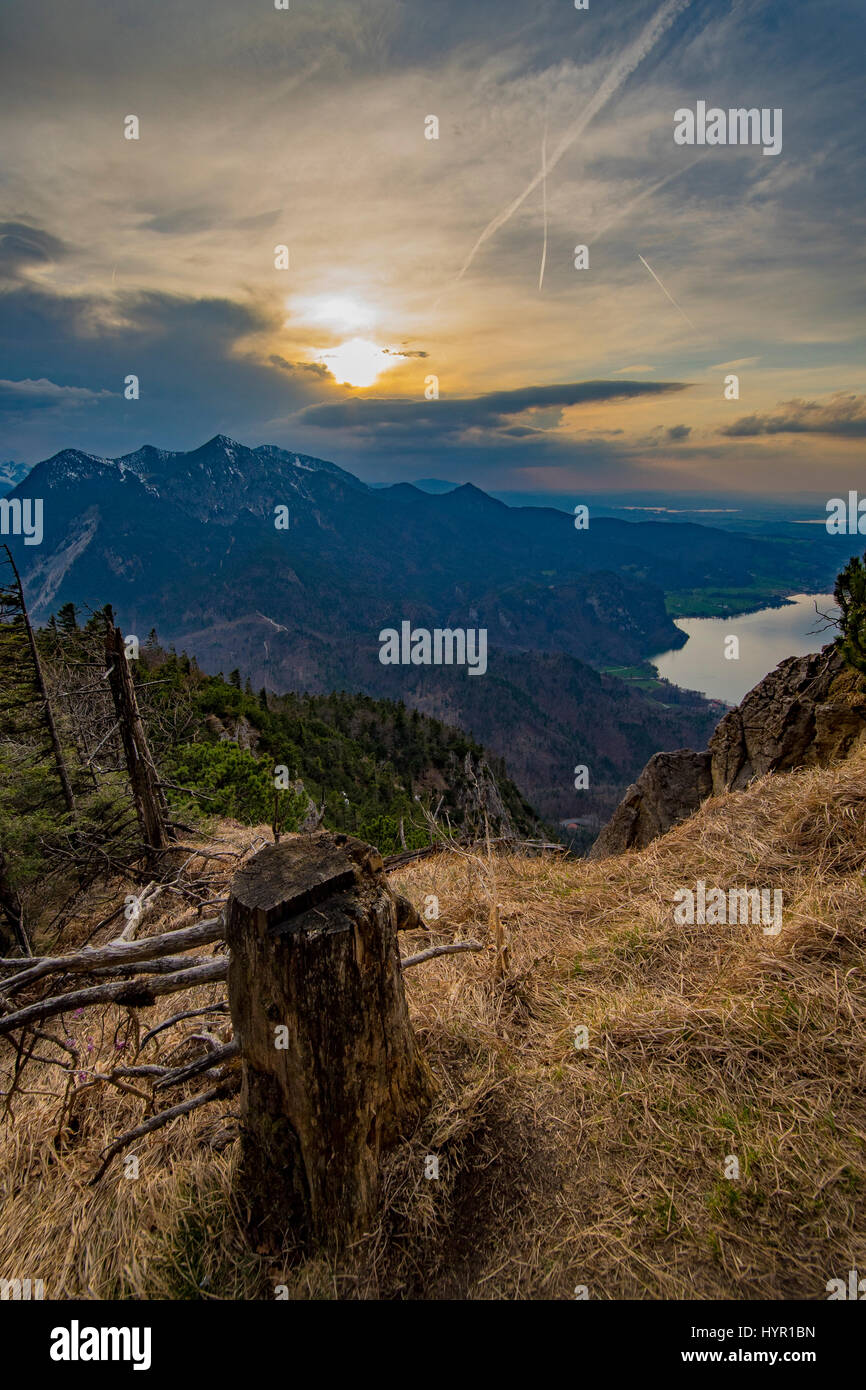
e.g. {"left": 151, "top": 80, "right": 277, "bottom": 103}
{"left": 1, "top": 748, "right": 865, "bottom": 1299}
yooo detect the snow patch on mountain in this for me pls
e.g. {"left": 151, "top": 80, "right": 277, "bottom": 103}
{"left": 0, "top": 460, "right": 31, "bottom": 494}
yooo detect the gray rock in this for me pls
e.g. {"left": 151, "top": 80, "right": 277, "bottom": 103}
{"left": 591, "top": 644, "right": 866, "bottom": 858}
{"left": 708, "top": 646, "right": 863, "bottom": 791}
{"left": 588, "top": 749, "right": 712, "bottom": 858}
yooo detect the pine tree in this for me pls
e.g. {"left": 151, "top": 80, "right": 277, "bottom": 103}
{"left": 834, "top": 553, "right": 866, "bottom": 677}
{"left": 56, "top": 601, "right": 79, "bottom": 634}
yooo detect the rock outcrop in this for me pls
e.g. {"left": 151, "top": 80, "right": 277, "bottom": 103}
{"left": 588, "top": 749, "right": 712, "bottom": 857}
{"left": 590, "top": 645, "right": 866, "bottom": 858}
{"left": 707, "top": 646, "right": 866, "bottom": 791}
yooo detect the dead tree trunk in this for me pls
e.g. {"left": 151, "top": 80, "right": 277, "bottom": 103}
{"left": 2, "top": 544, "right": 77, "bottom": 818}
{"left": 226, "top": 832, "right": 435, "bottom": 1253}
{"left": 104, "top": 612, "right": 172, "bottom": 861}
{"left": 0, "top": 846, "right": 29, "bottom": 956}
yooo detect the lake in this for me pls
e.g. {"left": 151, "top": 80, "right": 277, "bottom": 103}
{"left": 651, "top": 593, "right": 838, "bottom": 705}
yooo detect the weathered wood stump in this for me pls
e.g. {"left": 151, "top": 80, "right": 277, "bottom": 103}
{"left": 226, "top": 832, "right": 435, "bottom": 1252}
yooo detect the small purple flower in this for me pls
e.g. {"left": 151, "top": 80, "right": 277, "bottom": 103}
{"left": 77, "top": 1071, "right": 87, "bottom": 1084}
{"left": 115, "top": 1041, "right": 126, "bottom": 1051}
{"left": 73, "top": 1008, "right": 84, "bottom": 1018}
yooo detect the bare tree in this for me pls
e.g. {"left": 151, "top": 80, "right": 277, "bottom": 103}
{"left": 103, "top": 609, "right": 173, "bottom": 861}
{"left": 1, "top": 545, "right": 77, "bottom": 817}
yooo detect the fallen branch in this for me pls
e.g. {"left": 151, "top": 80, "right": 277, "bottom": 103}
{"left": 89, "top": 954, "right": 214, "bottom": 979}
{"left": 75, "top": 1072, "right": 152, "bottom": 1105}
{"left": 153, "top": 1039, "right": 239, "bottom": 1092}
{"left": 89, "top": 1076, "right": 241, "bottom": 1184}
{"left": 144, "top": 846, "right": 243, "bottom": 860}
{"left": 400, "top": 939, "right": 483, "bottom": 969}
{"left": 0, "top": 917, "right": 224, "bottom": 997}
{"left": 383, "top": 843, "right": 447, "bottom": 873}
{"left": 113, "top": 881, "right": 161, "bottom": 943}
{"left": 0, "top": 959, "right": 228, "bottom": 1037}
{"left": 140, "top": 1003, "right": 230, "bottom": 1048}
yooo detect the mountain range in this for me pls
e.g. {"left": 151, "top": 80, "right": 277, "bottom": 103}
{"left": 5, "top": 435, "right": 844, "bottom": 822}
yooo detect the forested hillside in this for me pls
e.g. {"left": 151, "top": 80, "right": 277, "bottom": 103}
{"left": 0, "top": 583, "right": 540, "bottom": 952}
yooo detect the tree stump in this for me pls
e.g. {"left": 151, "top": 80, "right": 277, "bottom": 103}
{"left": 226, "top": 832, "right": 435, "bottom": 1252}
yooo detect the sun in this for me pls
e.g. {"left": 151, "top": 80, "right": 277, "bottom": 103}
{"left": 287, "top": 294, "right": 406, "bottom": 387}
{"left": 318, "top": 338, "right": 399, "bottom": 389}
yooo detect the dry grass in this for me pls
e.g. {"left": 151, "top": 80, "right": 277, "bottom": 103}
{"left": 2, "top": 754, "right": 866, "bottom": 1300}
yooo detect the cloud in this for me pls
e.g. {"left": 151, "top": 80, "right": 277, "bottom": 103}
{"left": 719, "top": 393, "right": 866, "bottom": 439}
{"left": 139, "top": 207, "right": 221, "bottom": 236}
{"left": 638, "top": 422, "right": 692, "bottom": 448}
{"left": 295, "top": 379, "right": 689, "bottom": 435}
{"left": 0, "top": 0, "right": 863, "bottom": 495}
{"left": 0, "top": 282, "right": 340, "bottom": 457}
{"left": 267, "top": 354, "right": 331, "bottom": 378}
{"left": 0, "top": 223, "right": 67, "bottom": 281}
{"left": 454, "top": 0, "right": 695, "bottom": 280}
{"left": 0, "top": 378, "right": 112, "bottom": 413}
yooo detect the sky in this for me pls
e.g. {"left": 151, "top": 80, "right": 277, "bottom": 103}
{"left": 0, "top": 0, "right": 864, "bottom": 496}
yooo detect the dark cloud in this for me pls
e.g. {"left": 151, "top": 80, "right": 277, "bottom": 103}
{"left": 0, "top": 283, "right": 339, "bottom": 458}
{"left": 0, "top": 223, "right": 67, "bottom": 281}
{"left": 719, "top": 394, "right": 866, "bottom": 439}
{"left": 0, "top": 378, "right": 112, "bottom": 415}
{"left": 268, "top": 355, "right": 331, "bottom": 378}
{"left": 295, "top": 379, "right": 689, "bottom": 436}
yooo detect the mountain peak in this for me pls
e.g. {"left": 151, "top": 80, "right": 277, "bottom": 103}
{"left": 204, "top": 433, "right": 243, "bottom": 449}
{"left": 24, "top": 447, "right": 114, "bottom": 486}
{"left": 446, "top": 482, "right": 507, "bottom": 510}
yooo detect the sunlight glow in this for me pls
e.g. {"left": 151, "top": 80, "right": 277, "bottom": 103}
{"left": 318, "top": 338, "right": 400, "bottom": 388}
{"left": 292, "top": 295, "right": 376, "bottom": 334}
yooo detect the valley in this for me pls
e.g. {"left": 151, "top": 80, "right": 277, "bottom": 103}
{"left": 4, "top": 434, "right": 845, "bottom": 824}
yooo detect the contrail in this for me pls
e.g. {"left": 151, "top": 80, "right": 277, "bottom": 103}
{"left": 637, "top": 253, "right": 696, "bottom": 331}
{"left": 591, "top": 155, "right": 706, "bottom": 240}
{"left": 538, "top": 124, "right": 548, "bottom": 291}
{"left": 454, "top": 0, "right": 693, "bottom": 283}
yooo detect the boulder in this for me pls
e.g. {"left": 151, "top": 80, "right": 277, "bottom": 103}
{"left": 708, "top": 646, "right": 866, "bottom": 791}
{"left": 588, "top": 749, "right": 712, "bottom": 858}
{"left": 591, "top": 644, "right": 866, "bottom": 858}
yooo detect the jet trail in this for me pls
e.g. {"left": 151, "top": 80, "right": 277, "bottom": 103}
{"left": 454, "top": 0, "right": 693, "bottom": 283}
{"left": 538, "top": 125, "right": 548, "bottom": 291}
{"left": 591, "top": 155, "right": 706, "bottom": 241}
{"left": 637, "top": 253, "right": 697, "bottom": 331}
